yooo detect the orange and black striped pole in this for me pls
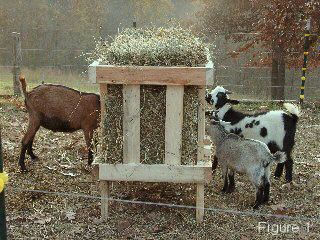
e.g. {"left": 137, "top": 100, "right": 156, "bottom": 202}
{"left": 300, "top": 18, "right": 311, "bottom": 105}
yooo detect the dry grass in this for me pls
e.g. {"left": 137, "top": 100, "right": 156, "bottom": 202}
{"left": 88, "top": 27, "right": 209, "bottom": 67}
{"left": 0, "top": 97, "right": 319, "bottom": 239}
{"left": 0, "top": 67, "right": 98, "bottom": 96}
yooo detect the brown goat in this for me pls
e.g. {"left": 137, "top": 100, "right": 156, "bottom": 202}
{"left": 19, "top": 76, "right": 100, "bottom": 172}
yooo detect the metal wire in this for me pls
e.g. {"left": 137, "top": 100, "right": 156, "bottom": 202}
{"left": 7, "top": 186, "right": 320, "bottom": 222}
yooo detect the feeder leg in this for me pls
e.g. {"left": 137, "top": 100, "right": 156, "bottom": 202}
{"left": 196, "top": 183, "right": 205, "bottom": 223}
{"left": 100, "top": 180, "right": 110, "bottom": 221}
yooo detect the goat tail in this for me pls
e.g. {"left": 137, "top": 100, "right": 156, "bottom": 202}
{"left": 284, "top": 103, "right": 300, "bottom": 122}
{"left": 272, "top": 151, "right": 286, "bottom": 163}
{"left": 19, "top": 75, "right": 27, "bottom": 98}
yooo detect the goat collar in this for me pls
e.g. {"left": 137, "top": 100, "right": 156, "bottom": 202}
{"left": 216, "top": 104, "right": 232, "bottom": 120}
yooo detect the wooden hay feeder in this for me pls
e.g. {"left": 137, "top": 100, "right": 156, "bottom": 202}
{"left": 89, "top": 62, "right": 213, "bottom": 223}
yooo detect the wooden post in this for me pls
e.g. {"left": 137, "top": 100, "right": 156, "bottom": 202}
{"left": 99, "top": 84, "right": 107, "bottom": 152}
{"left": 165, "top": 86, "right": 184, "bottom": 165}
{"left": 12, "top": 32, "right": 22, "bottom": 96}
{"left": 123, "top": 85, "right": 140, "bottom": 164}
{"left": 299, "top": 18, "right": 312, "bottom": 105}
{"left": 196, "top": 183, "right": 205, "bottom": 223}
{"left": 197, "top": 87, "right": 206, "bottom": 164}
{"left": 0, "top": 129, "right": 7, "bottom": 240}
{"left": 100, "top": 180, "right": 110, "bottom": 221}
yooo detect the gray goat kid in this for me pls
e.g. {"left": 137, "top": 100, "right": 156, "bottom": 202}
{"left": 206, "top": 119, "right": 286, "bottom": 209}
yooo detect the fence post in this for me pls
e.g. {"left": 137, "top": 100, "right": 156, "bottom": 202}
{"left": 0, "top": 129, "right": 7, "bottom": 240}
{"left": 299, "top": 18, "right": 311, "bottom": 105}
{"left": 12, "top": 32, "right": 22, "bottom": 96}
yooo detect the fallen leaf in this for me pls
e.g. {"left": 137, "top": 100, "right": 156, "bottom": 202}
{"left": 66, "top": 210, "right": 76, "bottom": 221}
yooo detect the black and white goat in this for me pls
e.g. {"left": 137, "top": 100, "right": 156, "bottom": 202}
{"left": 206, "top": 86, "right": 300, "bottom": 183}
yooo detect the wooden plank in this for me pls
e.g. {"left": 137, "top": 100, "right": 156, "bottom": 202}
{"left": 99, "top": 84, "right": 107, "bottom": 152}
{"left": 197, "top": 87, "right": 206, "bottom": 164}
{"left": 99, "top": 84, "right": 107, "bottom": 120}
{"left": 98, "top": 164, "right": 212, "bottom": 184}
{"left": 100, "top": 180, "right": 110, "bottom": 221}
{"left": 96, "top": 65, "right": 206, "bottom": 86}
{"left": 165, "top": 86, "right": 184, "bottom": 165}
{"left": 205, "top": 60, "right": 214, "bottom": 86}
{"left": 196, "top": 183, "right": 205, "bottom": 223}
{"left": 88, "top": 61, "right": 99, "bottom": 83}
{"left": 91, "top": 163, "right": 99, "bottom": 180}
{"left": 123, "top": 85, "right": 140, "bottom": 164}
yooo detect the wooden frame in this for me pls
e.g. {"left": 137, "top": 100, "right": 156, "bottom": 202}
{"left": 90, "top": 62, "right": 213, "bottom": 223}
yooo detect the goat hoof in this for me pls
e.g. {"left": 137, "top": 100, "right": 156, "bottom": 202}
{"left": 226, "top": 188, "right": 235, "bottom": 194}
{"left": 285, "top": 178, "right": 292, "bottom": 183}
{"left": 221, "top": 188, "right": 227, "bottom": 193}
{"left": 20, "top": 168, "right": 28, "bottom": 173}
{"left": 252, "top": 203, "right": 260, "bottom": 210}
{"left": 31, "top": 156, "right": 39, "bottom": 162}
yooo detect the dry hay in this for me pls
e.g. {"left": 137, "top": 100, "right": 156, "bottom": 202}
{"left": 140, "top": 85, "right": 166, "bottom": 164}
{"left": 88, "top": 27, "right": 209, "bottom": 67}
{"left": 96, "top": 86, "right": 199, "bottom": 165}
{"left": 101, "top": 84, "right": 123, "bottom": 163}
{"left": 181, "top": 86, "right": 199, "bottom": 165}
{"left": 89, "top": 26, "right": 208, "bottom": 164}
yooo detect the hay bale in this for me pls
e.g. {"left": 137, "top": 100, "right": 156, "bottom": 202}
{"left": 140, "top": 85, "right": 166, "bottom": 164}
{"left": 103, "top": 84, "right": 123, "bottom": 163}
{"left": 88, "top": 27, "right": 209, "bottom": 67}
{"left": 91, "top": 27, "right": 209, "bottom": 165}
{"left": 98, "top": 85, "right": 199, "bottom": 165}
{"left": 181, "top": 86, "right": 199, "bottom": 165}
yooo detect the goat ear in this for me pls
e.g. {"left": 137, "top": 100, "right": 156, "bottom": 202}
{"left": 219, "top": 120, "right": 231, "bottom": 126}
{"left": 225, "top": 89, "right": 233, "bottom": 94}
{"left": 205, "top": 93, "right": 212, "bottom": 104}
{"left": 227, "top": 99, "right": 240, "bottom": 105}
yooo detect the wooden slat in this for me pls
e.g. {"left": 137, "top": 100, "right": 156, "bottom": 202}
{"left": 96, "top": 65, "right": 206, "bottom": 86}
{"left": 165, "top": 86, "right": 184, "bottom": 165}
{"left": 99, "top": 84, "right": 107, "bottom": 120}
{"left": 206, "top": 60, "right": 214, "bottom": 86}
{"left": 98, "top": 164, "right": 212, "bottom": 184}
{"left": 197, "top": 87, "right": 206, "bottom": 164}
{"left": 88, "top": 61, "right": 99, "bottom": 83}
{"left": 123, "top": 85, "right": 140, "bottom": 164}
{"left": 99, "top": 84, "right": 108, "bottom": 152}
{"left": 100, "top": 180, "right": 110, "bottom": 221}
{"left": 196, "top": 183, "right": 205, "bottom": 223}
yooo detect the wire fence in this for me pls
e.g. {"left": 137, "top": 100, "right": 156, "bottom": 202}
{"left": 0, "top": 38, "right": 319, "bottom": 100}
{"left": 6, "top": 186, "right": 320, "bottom": 222}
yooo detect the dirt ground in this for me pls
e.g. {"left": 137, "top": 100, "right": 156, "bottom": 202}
{"left": 0, "top": 96, "right": 319, "bottom": 240}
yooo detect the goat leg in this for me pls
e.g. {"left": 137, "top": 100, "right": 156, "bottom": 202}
{"left": 19, "top": 143, "right": 28, "bottom": 172}
{"left": 226, "top": 171, "right": 235, "bottom": 193}
{"left": 221, "top": 174, "right": 229, "bottom": 192}
{"left": 84, "top": 129, "right": 94, "bottom": 165}
{"left": 27, "top": 138, "right": 38, "bottom": 161}
{"left": 253, "top": 186, "right": 264, "bottom": 209}
{"left": 284, "top": 155, "right": 293, "bottom": 183}
{"left": 212, "top": 155, "right": 218, "bottom": 173}
{"left": 19, "top": 118, "right": 40, "bottom": 172}
{"left": 263, "top": 181, "right": 270, "bottom": 203}
{"left": 274, "top": 162, "right": 285, "bottom": 179}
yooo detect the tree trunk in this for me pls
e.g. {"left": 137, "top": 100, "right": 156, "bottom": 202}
{"left": 271, "top": 44, "right": 285, "bottom": 100}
